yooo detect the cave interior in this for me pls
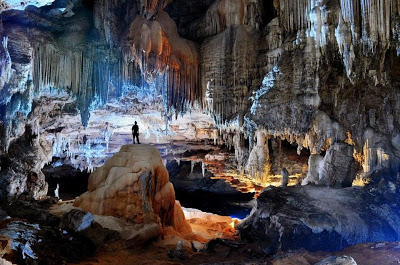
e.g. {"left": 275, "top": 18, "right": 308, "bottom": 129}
{"left": 1, "top": 0, "right": 400, "bottom": 264}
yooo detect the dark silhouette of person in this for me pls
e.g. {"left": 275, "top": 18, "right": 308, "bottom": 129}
{"left": 132, "top": 121, "right": 140, "bottom": 144}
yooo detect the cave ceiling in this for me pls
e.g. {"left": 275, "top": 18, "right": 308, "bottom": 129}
{"left": 0, "top": 0, "right": 400, "bottom": 189}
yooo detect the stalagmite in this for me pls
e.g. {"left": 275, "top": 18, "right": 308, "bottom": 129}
{"left": 246, "top": 130, "right": 271, "bottom": 184}
{"left": 281, "top": 167, "right": 289, "bottom": 187}
{"left": 191, "top": 160, "right": 195, "bottom": 173}
{"left": 74, "top": 145, "right": 192, "bottom": 235}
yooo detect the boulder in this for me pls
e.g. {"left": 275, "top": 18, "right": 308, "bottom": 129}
{"left": 60, "top": 209, "right": 94, "bottom": 233}
{"left": 315, "top": 256, "right": 357, "bottom": 265}
{"left": 60, "top": 209, "right": 120, "bottom": 247}
{"left": 238, "top": 184, "right": 400, "bottom": 253}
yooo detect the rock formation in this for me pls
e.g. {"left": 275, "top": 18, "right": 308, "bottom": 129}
{"left": 74, "top": 144, "right": 192, "bottom": 236}
{"left": 0, "top": 125, "right": 52, "bottom": 200}
{"left": 238, "top": 169, "right": 400, "bottom": 253}
{"left": 315, "top": 256, "right": 357, "bottom": 265}
{"left": 160, "top": 0, "right": 400, "bottom": 188}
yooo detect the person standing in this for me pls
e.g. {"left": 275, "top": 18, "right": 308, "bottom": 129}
{"left": 132, "top": 121, "right": 140, "bottom": 144}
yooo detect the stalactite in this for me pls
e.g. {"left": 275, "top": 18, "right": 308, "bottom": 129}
{"left": 359, "top": 0, "right": 391, "bottom": 54}
{"left": 278, "top": 0, "right": 311, "bottom": 33}
{"left": 202, "top": 25, "right": 259, "bottom": 125}
{"left": 32, "top": 43, "right": 113, "bottom": 127}
{"left": 127, "top": 10, "right": 201, "bottom": 116}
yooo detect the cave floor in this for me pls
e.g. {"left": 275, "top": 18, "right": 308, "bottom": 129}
{"left": 72, "top": 238, "right": 400, "bottom": 265}
{"left": 2, "top": 190, "right": 400, "bottom": 265}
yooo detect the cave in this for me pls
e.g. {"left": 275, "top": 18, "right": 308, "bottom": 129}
{"left": 1, "top": 0, "right": 400, "bottom": 264}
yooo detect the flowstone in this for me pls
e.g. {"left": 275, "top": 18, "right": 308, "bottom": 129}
{"left": 74, "top": 144, "right": 192, "bottom": 237}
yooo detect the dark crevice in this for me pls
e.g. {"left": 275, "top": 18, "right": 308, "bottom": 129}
{"left": 262, "top": 0, "right": 277, "bottom": 27}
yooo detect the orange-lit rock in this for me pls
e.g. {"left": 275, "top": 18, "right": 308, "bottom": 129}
{"left": 217, "top": 0, "right": 245, "bottom": 29}
{"left": 127, "top": 10, "right": 200, "bottom": 114}
{"left": 183, "top": 208, "right": 240, "bottom": 241}
{"left": 74, "top": 144, "right": 191, "bottom": 235}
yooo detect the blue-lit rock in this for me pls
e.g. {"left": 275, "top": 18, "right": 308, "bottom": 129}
{"left": 238, "top": 171, "right": 400, "bottom": 253}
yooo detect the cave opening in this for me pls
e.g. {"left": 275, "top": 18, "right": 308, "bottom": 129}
{"left": 43, "top": 161, "right": 90, "bottom": 201}
{"left": 167, "top": 159, "right": 254, "bottom": 219}
{"left": 269, "top": 138, "right": 310, "bottom": 178}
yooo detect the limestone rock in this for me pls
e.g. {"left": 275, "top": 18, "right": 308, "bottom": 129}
{"left": 238, "top": 184, "right": 400, "bottom": 253}
{"left": 246, "top": 130, "right": 270, "bottom": 180}
{"left": 281, "top": 167, "right": 289, "bottom": 187}
{"left": 126, "top": 8, "right": 200, "bottom": 114}
{"left": 74, "top": 144, "right": 191, "bottom": 236}
{"left": 315, "top": 256, "right": 357, "bottom": 265}
{"left": 319, "top": 143, "right": 357, "bottom": 188}
{"left": 201, "top": 24, "right": 259, "bottom": 123}
{"left": 0, "top": 131, "right": 52, "bottom": 200}
{"left": 0, "top": 36, "right": 11, "bottom": 90}
{"left": 302, "top": 154, "right": 324, "bottom": 185}
{"left": 0, "top": 0, "right": 400, "bottom": 216}
{"left": 60, "top": 209, "right": 95, "bottom": 233}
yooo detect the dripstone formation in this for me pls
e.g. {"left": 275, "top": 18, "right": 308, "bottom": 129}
{"left": 74, "top": 144, "right": 192, "bottom": 236}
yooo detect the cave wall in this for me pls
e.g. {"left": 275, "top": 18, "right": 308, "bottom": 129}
{"left": 191, "top": 0, "right": 400, "bottom": 185}
{"left": 162, "top": 0, "right": 400, "bottom": 186}
{"left": 249, "top": 0, "right": 400, "bottom": 185}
